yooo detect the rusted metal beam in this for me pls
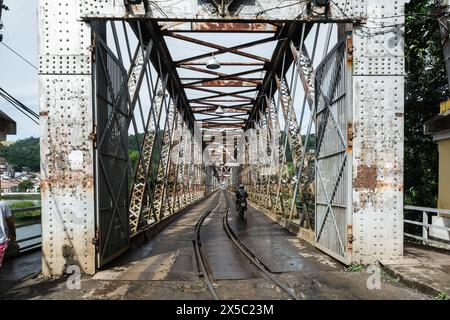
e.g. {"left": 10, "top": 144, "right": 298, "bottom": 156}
{"left": 184, "top": 67, "right": 265, "bottom": 86}
{"left": 182, "top": 79, "right": 260, "bottom": 87}
{"left": 175, "top": 37, "right": 274, "bottom": 65}
{"left": 201, "top": 122, "right": 245, "bottom": 129}
{"left": 190, "top": 99, "right": 253, "bottom": 104}
{"left": 181, "top": 61, "right": 265, "bottom": 66}
{"left": 193, "top": 108, "right": 250, "bottom": 113}
{"left": 169, "top": 33, "right": 274, "bottom": 64}
{"left": 187, "top": 86, "right": 258, "bottom": 95}
{"left": 187, "top": 87, "right": 257, "bottom": 102}
{"left": 179, "top": 65, "right": 263, "bottom": 88}
{"left": 160, "top": 22, "right": 279, "bottom": 33}
{"left": 191, "top": 102, "right": 252, "bottom": 108}
{"left": 197, "top": 115, "right": 246, "bottom": 121}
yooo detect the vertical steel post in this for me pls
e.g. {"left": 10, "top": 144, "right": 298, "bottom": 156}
{"left": 351, "top": 0, "right": 409, "bottom": 263}
{"left": 38, "top": 0, "right": 96, "bottom": 274}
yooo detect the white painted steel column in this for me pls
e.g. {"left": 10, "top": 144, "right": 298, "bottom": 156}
{"left": 38, "top": 0, "right": 96, "bottom": 274}
{"left": 351, "top": 0, "right": 409, "bottom": 263}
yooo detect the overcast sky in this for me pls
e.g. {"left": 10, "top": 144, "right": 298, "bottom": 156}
{"left": 0, "top": 0, "right": 336, "bottom": 141}
{"left": 0, "top": 0, "right": 38, "bottom": 141}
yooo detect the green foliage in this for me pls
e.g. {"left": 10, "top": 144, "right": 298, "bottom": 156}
{"left": 381, "top": 269, "right": 400, "bottom": 284}
{"left": 0, "top": 193, "right": 40, "bottom": 200}
{"left": 17, "top": 179, "right": 33, "bottom": 192}
{"left": 435, "top": 291, "right": 450, "bottom": 300}
{"left": 10, "top": 201, "right": 41, "bottom": 222}
{"left": 346, "top": 263, "right": 365, "bottom": 272}
{"left": 9, "top": 200, "right": 35, "bottom": 209}
{"left": 0, "top": 137, "right": 40, "bottom": 171}
{"left": 129, "top": 150, "right": 140, "bottom": 173}
{"left": 404, "top": 0, "right": 445, "bottom": 207}
{"left": 128, "top": 133, "right": 144, "bottom": 153}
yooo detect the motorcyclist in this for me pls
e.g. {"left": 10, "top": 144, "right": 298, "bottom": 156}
{"left": 235, "top": 184, "right": 248, "bottom": 210}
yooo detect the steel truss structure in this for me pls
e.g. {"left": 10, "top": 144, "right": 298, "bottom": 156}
{"left": 39, "top": 0, "right": 409, "bottom": 274}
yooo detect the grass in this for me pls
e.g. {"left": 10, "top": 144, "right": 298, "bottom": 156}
{"left": 346, "top": 263, "right": 365, "bottom": 272}
{"left": 435, "top": 292, "right": 450, "bottom": 300}
{"left": 0, "top": 193, "right": 40, "bottom": 200}
{"left": 9, "top": 200, "right": 41, "bottom": 224}
{"left": 381, "top": 269, "right": 400, "bottom": 284}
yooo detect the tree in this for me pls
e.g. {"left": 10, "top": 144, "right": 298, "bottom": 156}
{"left": 404, "top": 0, "right": 447, "bottom": 207}
{"left": 0, "top": 137, "right": 40, "bottom": 171}
{"left": 18, "top": 179, "right": 33, "bottom": 192}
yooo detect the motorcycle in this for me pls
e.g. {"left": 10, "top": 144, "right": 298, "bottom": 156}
{"left": 237, "top": 197, "right": 247, "bottom": 217}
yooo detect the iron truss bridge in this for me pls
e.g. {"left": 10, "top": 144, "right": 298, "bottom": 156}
{"left": 37, "top": 0, "right": 408, "bottom": 274}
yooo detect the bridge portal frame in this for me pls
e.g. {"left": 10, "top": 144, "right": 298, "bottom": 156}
{"left": 38, "top": 0, "right": 408, "bottom": 275}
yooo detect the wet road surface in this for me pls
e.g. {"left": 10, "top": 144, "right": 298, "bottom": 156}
{"left": 0, "top": 191, "right": 433, "bottom": 300}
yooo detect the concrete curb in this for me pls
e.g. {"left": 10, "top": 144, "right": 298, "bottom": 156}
{"left": 379, "top": 261, "right": 443, "bottom": 297}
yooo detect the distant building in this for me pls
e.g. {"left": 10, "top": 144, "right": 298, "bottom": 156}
{"left": 424, "top": 100, "right": 450, "bottom": 211}
{"left": 0, "top": 179, "right": 19, "bottom": 193}
{"left": 0, "top": 110, "right": 16, "bottom": 141}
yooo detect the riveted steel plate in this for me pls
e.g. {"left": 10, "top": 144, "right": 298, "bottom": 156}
{"left": 76, "top": 0, "right": 368, "bottom": 21}
{"left": 353, "top": 0, "right": 408, "bottom": 76}
{"left": 351, "top": 75, "right": 404, "bottom": 263}
{"left": 39, "top": 0, "right": 96, "bottom": 275}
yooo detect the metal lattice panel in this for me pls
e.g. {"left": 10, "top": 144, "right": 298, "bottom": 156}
{"left": 95, "top": 34, "right": 131, "bottom": 267}
{"left": 314, "top": 38, "right": 351, "bottom": 263}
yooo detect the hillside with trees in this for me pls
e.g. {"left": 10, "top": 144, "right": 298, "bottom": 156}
{"left": 0, "top": 137, "right": 40, "bottom": 171}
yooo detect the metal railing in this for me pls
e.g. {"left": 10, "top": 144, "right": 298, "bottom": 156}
{"left": 7, "top": 205, "right": 450, "bottom": 256}
{"left": 404, "top": 205, "right": 450, "bottom": 250}
{"left": 12, "top": 206, "right": 42, "bottom": 254}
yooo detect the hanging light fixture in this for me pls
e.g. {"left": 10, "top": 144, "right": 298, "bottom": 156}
{"left": 215, "top": 106, "right": 224, "bottom": 114}
{"left": 206, "top": 54, "right": 221, "bottom": 70}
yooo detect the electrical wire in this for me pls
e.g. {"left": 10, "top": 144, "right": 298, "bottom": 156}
{"left": 0, "top": 41, "right": 37, "bottom": 70}
{"left": 0, "top": 87, "right": 39, "bottom": 125}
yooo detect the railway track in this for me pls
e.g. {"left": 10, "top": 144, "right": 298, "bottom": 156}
{"left": 193, "top": 191, "right": 299, "bottom": 300}
{"left": 193, "top": 192, "right": 221, "bottom": 300}
{"left": 222, "top": 192, "right": 299, "bottom": 300}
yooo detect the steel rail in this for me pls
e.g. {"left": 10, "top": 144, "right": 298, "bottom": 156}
{"left": 193, "top": 192, "right": 221, "bottom": 300}
{"left": 222, "top": 193, "right": 299, "bottom": 300}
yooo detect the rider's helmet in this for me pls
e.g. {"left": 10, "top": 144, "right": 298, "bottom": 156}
{"left": 239, "top": 184, "right": 244, "bottom": 189}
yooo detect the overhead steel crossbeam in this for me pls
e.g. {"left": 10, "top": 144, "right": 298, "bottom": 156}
{"left": 160, "top": 23, "right": 286, "bottom": 130}
{"left": 78, "top": 1, "right": 365, "bottom": 22}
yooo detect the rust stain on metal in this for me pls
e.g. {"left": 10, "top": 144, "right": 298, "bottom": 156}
{"left": 347, "top": 123, "right": 353, "bottom": 151}
{"left": 187, "top": 79, "right": 261, "bottom": 87}
{"left": 40, "top": 175, "right": 94, "bottom": 193}
{"left": 346, "top": 36, "right": 353, "bottom": 65}
{"left": 395, "top": 112, "right": 404, "bottom": 117}
{"left": 194, "top": 22, "right": 277, "bottom": 32}
{"left": 354, "top": 165, "right": 377, "bottom": 190}
{"left": 39, "top": 111, "right": 49, "bottom": 117}
{"left": 347, "top": 225, "right": 353, "bottom": 251}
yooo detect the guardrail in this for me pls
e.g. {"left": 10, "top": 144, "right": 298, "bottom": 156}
{"left": 7, "top": 205, "right": 450, "bottom": 255}
{"left": 12, "top": 206, "right": 42, "bottom": 254}
{"left": 404, "top": 205, "right": 450, "bottom": 250}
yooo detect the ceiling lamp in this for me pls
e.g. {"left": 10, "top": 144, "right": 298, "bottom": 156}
{"left": 206, "top": 54, "right": 221, "bottom": 70}
{"left": 215, "top": 106, "right": 224, "bottom": 114}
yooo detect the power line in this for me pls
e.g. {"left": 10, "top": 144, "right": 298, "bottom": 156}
{"left": 0, "top": 41, "right": 37, "bottom": 70}
{"left": 0, "top": 87, "right": 39, "bottom": 125}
